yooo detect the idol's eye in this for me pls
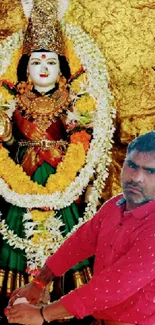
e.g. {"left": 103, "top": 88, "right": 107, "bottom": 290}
{"left": 30, "top": 61, "right": 41, "bottom": 65}
{"left": 47, "top": 61, "right": 57, "bottom": 65}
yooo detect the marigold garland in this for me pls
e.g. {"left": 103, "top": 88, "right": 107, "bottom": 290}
{"left": 0, "top": 143, "right": 85, "bottom": 195}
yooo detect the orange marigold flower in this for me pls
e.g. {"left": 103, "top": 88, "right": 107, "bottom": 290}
{"left": 70, "top": 130, "right": 91, "bottom": 152}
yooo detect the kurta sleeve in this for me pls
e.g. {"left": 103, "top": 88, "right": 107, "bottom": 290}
{"left": 60, "top": 226, "right": 155, "bottom": 319}
{"left": 46, "top": 205, "right": 104, "bottom": 275}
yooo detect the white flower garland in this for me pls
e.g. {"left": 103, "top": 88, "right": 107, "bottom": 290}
{"left": 0, "top": 24, "right": 115, "bottom": 269}
{"left": 23, "top": 211, "right": 65, "bottom": 269}
{"left": 64, "top": 23, "right": 116, "bottom": 220}
{"left": 0, "top": 30, "right": 23, "bottom": 77}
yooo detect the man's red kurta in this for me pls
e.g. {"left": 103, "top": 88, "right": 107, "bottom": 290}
{"left": 46, "top": 194, "right": 155, "bottom": 324}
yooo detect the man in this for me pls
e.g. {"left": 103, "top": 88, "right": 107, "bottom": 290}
{"left": 5, "top": 131, "right": 155, "bottom": 325}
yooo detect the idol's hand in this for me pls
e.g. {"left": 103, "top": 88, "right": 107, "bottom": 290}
{"left": 5, "top": 303, "right": 43, "bottom": 325}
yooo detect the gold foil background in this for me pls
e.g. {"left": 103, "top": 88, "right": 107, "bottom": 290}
{"left": 65, "top": 0, "right": 155, "bottom": 197}
{"left": 0, "top": 1, "right": 26, "bottom": 41}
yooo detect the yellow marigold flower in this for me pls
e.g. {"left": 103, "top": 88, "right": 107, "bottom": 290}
{"left": 32, "top": 233, "right": 51, "bottom": 245}
{"left": 0, "top": 146, "right": 47, "bottom": 194}
{"left": 64, "top": 37, "right": 82, "bottom": 75}
{"left": 75, "top": 94, "right": 96, "bottom": 114}
{"left": 31, "top": 210, "right": 54, "bottom": 222}
{"left": 70, "top": 73, "right": 87, "bottom": 94}
{"left": 0, "top": 87, "right": 14, "bottom": 104}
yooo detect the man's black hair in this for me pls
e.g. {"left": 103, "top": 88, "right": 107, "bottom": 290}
{"left": 17, "top": 49, "right": 71, "bottom": 82}
{"left": 127, "top": 131, "right": 155, "bottom": 154}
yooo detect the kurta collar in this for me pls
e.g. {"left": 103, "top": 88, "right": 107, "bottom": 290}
{"left": 116, "top": 194, "right": 155, "bottom": 219}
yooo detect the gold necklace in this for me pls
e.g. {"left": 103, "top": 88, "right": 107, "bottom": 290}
{"left": 16, "top": 87, "right": 70, "bottom": 131}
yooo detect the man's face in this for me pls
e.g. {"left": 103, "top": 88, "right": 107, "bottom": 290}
{"left": 27, "top": 51, "right": 60, "bottom": 88}
{"left": 121, "top": 149, "right": 155, "bottom": 210}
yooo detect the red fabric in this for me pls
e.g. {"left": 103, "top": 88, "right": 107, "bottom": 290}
{"left": 13, "top": 109, "right": 66, "bottom": 174}
{"left": 14, "top": 109, "right": 66, "bottom": 141}
{"left": 46, "top": 194, "right": 155, "bottom": 324}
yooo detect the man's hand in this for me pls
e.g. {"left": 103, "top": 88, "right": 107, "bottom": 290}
{"left": 7, "top": 282, "right": 43, "bottom": 308}
{"left": 5, "top": 303, "right": 43, "bottom": 325}
{"left": 7, "top": 264, "right": 55, "bottom": 308}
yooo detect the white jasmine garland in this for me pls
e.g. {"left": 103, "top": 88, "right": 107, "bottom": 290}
{"left": 0, "top": 30, "right": 23, "bottom": 77}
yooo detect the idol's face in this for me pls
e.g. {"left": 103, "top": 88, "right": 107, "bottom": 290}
{"left": 27, "top": 51, "right": 60, "bottom": 89}
{"left": 121, "top": 149, "right": 155, "bottom": 210}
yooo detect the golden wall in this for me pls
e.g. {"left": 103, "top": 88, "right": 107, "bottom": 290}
{"left": 65, "top": 0, "right": 155, "bottom": 196}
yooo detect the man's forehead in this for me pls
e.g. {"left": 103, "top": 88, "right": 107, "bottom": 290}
{"left": 126, "top": 149, "right": 155, "bottom": 167}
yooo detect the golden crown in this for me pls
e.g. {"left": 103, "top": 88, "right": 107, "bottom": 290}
{"left": 23, "top": 0, "right": 65, "bottom": 55}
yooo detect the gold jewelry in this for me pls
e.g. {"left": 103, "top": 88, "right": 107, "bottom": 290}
{"left": 18, "top": 139, "right": 68, "bottom": 151}
{"left": 16, "top": 87, "right": 70, "bottom": 132}
{"left": 16, "top": 81, "right": 33, "bottom": 94}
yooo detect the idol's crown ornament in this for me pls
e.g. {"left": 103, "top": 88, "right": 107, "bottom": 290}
{"left": 23, "top": 0, "right": 65, "bottom": 55}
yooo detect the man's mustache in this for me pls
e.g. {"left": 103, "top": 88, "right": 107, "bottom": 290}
{"left": 123, "top": 181, "right": 143, "bottom": 192}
